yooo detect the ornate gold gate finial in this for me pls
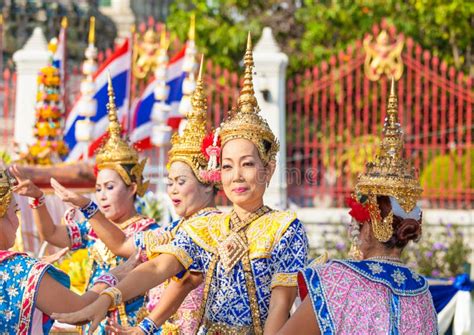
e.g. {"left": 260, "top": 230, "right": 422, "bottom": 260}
{"left": 364, "top": 29, "right": 404, "bottom": 81}
{"left": 133, "top": 23, "right": 161, "bottom": 80}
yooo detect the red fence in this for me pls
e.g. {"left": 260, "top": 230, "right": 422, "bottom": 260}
{"left": 0, "top": 69, "right": 16, "bottom": 153}
{"left": 286, "top": 23, "right": 473, "bottom": 209}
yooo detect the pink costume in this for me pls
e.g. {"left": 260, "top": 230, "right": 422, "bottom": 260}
{"left": 298, "top": 259, "right": 438, "bottom": 334}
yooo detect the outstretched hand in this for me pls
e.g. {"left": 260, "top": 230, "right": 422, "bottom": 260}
{"left": 106, "top": 319, "right": 145, "bottom": 334}
{"left": 41, "top": 247, "right": 69, "bottom": 264}
{"left": 9, "top": 165, "right": 43, "bottom": 198}
{"left": 51, "top": 295, "right": 111, "bottom": 333}
{"left": 110, "top": 251, "right": 141, "bottom": 281}
{"left": 50, "top": 178, "right": 90, "bottom": 208}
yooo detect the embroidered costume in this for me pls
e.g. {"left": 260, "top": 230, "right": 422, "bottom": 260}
{"left": 65, "top": 77, "right": 159, "bottom": 333}
{"left": 132, "top": 57, "right": 222, "bottom": 335}
{"left": 298, "top": 79, "right": 437, "bottom": 334}
{"left": 154, "top": 35, "right": 309, "bottom": 334}
{"left": 0, "top": 251, "right": 70, "bottom": 335}
{"left": 298, "top": 259, "right": 437, "bottom": 334}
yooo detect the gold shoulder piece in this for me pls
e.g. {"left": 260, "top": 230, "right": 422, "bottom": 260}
{"left": 182, "top": 212, "right": 226, "bottom": 253}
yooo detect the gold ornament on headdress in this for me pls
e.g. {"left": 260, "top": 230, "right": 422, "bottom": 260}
{"left": 219, "top": 32, "right": 279, "bottom": 165}
{"left": 168, "top": 55, "right": 209, "bottom": 183}
{"left": 355, "top": 78, "right": 423, "bottom": 242}
{"left": 0, "top": 169, "right": 13, "bottom": 218}
{"left": 95, "top": 73, "right": 149, "bottom": 196}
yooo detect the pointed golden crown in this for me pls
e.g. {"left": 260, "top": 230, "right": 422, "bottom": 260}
{"left": 0, "top": 169, "right": 13, "bottom": 218}
{"left": 168, "top": 56, "right": 209, "bottom": 183}
{"left": 219, "top": 33, "right": 279, "bottom": 164}
{"left": 95, "top": 74, "right": 149, "bottom": 196}
{"left": 355, "top": 78, "right": 422, "bottom": 212}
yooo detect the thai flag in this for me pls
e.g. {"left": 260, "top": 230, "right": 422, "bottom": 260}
{"left": 52, "top": 20, "right": 66, "bottom": 79}
{"left": 64, "top": 39, "right": 131, "bottom": 161}
{"left": 52, "top": 19, "right": 67, "bottom": 102}
{"left": 129, "top": 47, "right": 187, "bottom": 150}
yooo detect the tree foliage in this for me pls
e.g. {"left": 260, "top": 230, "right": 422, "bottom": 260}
{"left": 165, "top": 0, "right": 474, "bottom": 75}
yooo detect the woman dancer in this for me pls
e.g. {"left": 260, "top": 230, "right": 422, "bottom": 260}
{"left": 48, "top": 58, "right": 220, "bottom": 334}
{"left": 11, "top": 77, "right": 159, "bottom": 333}
{"left": 277, "top": 79, "right": 438, "bottom": 335}
{"left": 0, "top": 168, "right": 136, "bottom": 334}
{"left": 52, "top": 34, "right": 309, "bottom": 335}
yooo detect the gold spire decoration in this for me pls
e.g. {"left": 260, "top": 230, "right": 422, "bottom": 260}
{"left": 61, "top": 16, "right": 68, "bottom": 29}
{"left": 188, "top": 13, "right": 196, "bottom": 41}
{"left": 0, "top": 169, "right": 13, "bottom": 218}
{"left": 88, "top": 16, "right": 95, "bottom": 45}
{"left": 219, "top": 32, "right": 279, "bottom": 164}
{"left": 95, "top": 73, "right": 149, "bottom": 196}
{"left": 168, "top": 55, "right": 209, "bottom": 183}
{"left": 355, "top": 77, "right": 423, "bottom": 214}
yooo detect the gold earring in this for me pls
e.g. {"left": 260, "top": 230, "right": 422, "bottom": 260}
{"left": 373, "top": 210, "right": 393, "bottom": 242}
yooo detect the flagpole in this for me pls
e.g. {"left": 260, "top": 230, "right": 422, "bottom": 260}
{"left": 126, "top": 25, "right": 135, "bottom": 135}
{"left": 61, "top": 17, "right": 68, "bottom": 117}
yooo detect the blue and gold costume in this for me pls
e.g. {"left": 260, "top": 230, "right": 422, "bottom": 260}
{"left": 157, "top": 209, "right": 308, "bottom": 333}
{"left": 0, "top": 251, "right": 70, "bottom": 335}
{"left": 65, "top": 75, "right": 159, "bottom": 333}
{"left": 152, "top": 34, "right": 309, "bottom": 334}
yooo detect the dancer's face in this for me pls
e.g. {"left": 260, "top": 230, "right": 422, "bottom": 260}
{"left": 221, "top": 139, "right": 274, "bottom": 210}
{"left": 167, "top": 161, "right": 213, "bottom": 218}
{"left": 96, "top": 169, "right": 136, "bottom": 222}
{"left": 0, "top": 197, "right": 19, "bottom": 249}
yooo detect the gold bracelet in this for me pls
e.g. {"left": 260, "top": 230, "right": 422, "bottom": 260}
{"left": 100, "top": 287, "right": 122, "bottom": 311}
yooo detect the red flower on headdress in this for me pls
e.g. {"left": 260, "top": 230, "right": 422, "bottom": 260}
{"left": 200, "top": 129, "right": 222, "bottom": 183}
{"left": 201, "top": 131, "right": 221, "bottom": 162}
{"left": 346, "top": 197, "right": 371, "bottom": 223}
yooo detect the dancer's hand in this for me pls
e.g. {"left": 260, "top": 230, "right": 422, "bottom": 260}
{"left": 9, "top": 165, "right": 43, "bottom": 198}
{"left": 106, "top": 320, "right": 144, "bottom": 334}
{"left": 41, "top": 247, "right": 69, "bottom": 264}
{"left": 110, "top": 251, "right": 141, "bottom": 281}
{"left": 50, "top": 178, "right": 90, "bottom": 208}
{"left": 51, "top": 294, "right": 111, "bottom": 332}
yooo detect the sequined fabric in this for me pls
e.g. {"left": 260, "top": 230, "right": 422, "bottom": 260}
{"left": 65, "top": 217, "right": 159, "bottom": 334}
{"left": 134, "top": 209, "right": 219, "bottom": 335}
{"left": 163, "top": 212, "right": 309, "bottom": 329}
{"left": 299, "top": 260, "right": 438, "bottom": 335}
{"left": 0, "top": 251, "right": 70, "bottom": 335}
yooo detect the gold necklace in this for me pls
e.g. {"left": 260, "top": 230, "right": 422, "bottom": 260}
{"left": 217, "top": 206, "right": 271, "bottom": 274}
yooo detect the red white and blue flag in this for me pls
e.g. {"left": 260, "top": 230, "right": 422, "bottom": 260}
{"left": 129, "top": 47, "right": 187, "bottom": 150}
{"left": 64, "top": 39, "right": 131, "bottom": 161}
{"left": 52, "top": 23, "right": 66, "bottom": 79}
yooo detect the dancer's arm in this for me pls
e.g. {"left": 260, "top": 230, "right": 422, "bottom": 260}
{"left": 275, "top": 297, "right": 320, "bottom": 335}
{"left": 106, "top": 272, "right": 203, "bottom": 334}
{"left": 10, "top": 165, "right": 70, "bottom": 248}
{"left": 50, "top": 178, "right": 135, "bottom": 257}
{"left": 52, "top": 253, "right": 185, "bottom": 332}
{"left": 264, "top": 286, "right": 297, "bottom": 334}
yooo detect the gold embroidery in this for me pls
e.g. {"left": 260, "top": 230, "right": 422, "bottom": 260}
{"left": 145, "top": 230, "right": 174, "bottom": 260}
{"left": 202, "top": 319, "right": 253, "bottom": 335}
{"left": 271, "top": 273, "right": 298, "bottom": 288}
{"left": 216, "top": 207, "right": 271, "bottom": 273}
{"left": 144, "top": 207, "right": 219, "bottom": 260}
{"left": 153, "top": 244, "right": 194, "bottom": 269}
{"left": 217, "top": 231, "right": 248, "bottom": 274}
{"left": 183, "top": 210, "right": 297, "bottom": 258}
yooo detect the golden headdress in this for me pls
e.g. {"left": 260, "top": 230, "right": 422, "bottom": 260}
{"left": 0, "top": 169, "right": 13, "bottom": 218}
{"left": 219, "top": 33, "right": 279, "bottom": 165}
{"left": 353, "top": 78, "right": 423, "bottom": 242}
{"left": 168, "top": 56, "right": 209, "bottom": 183}
{"left": 95, "top": 74, "right": 149, "bottom": 196}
